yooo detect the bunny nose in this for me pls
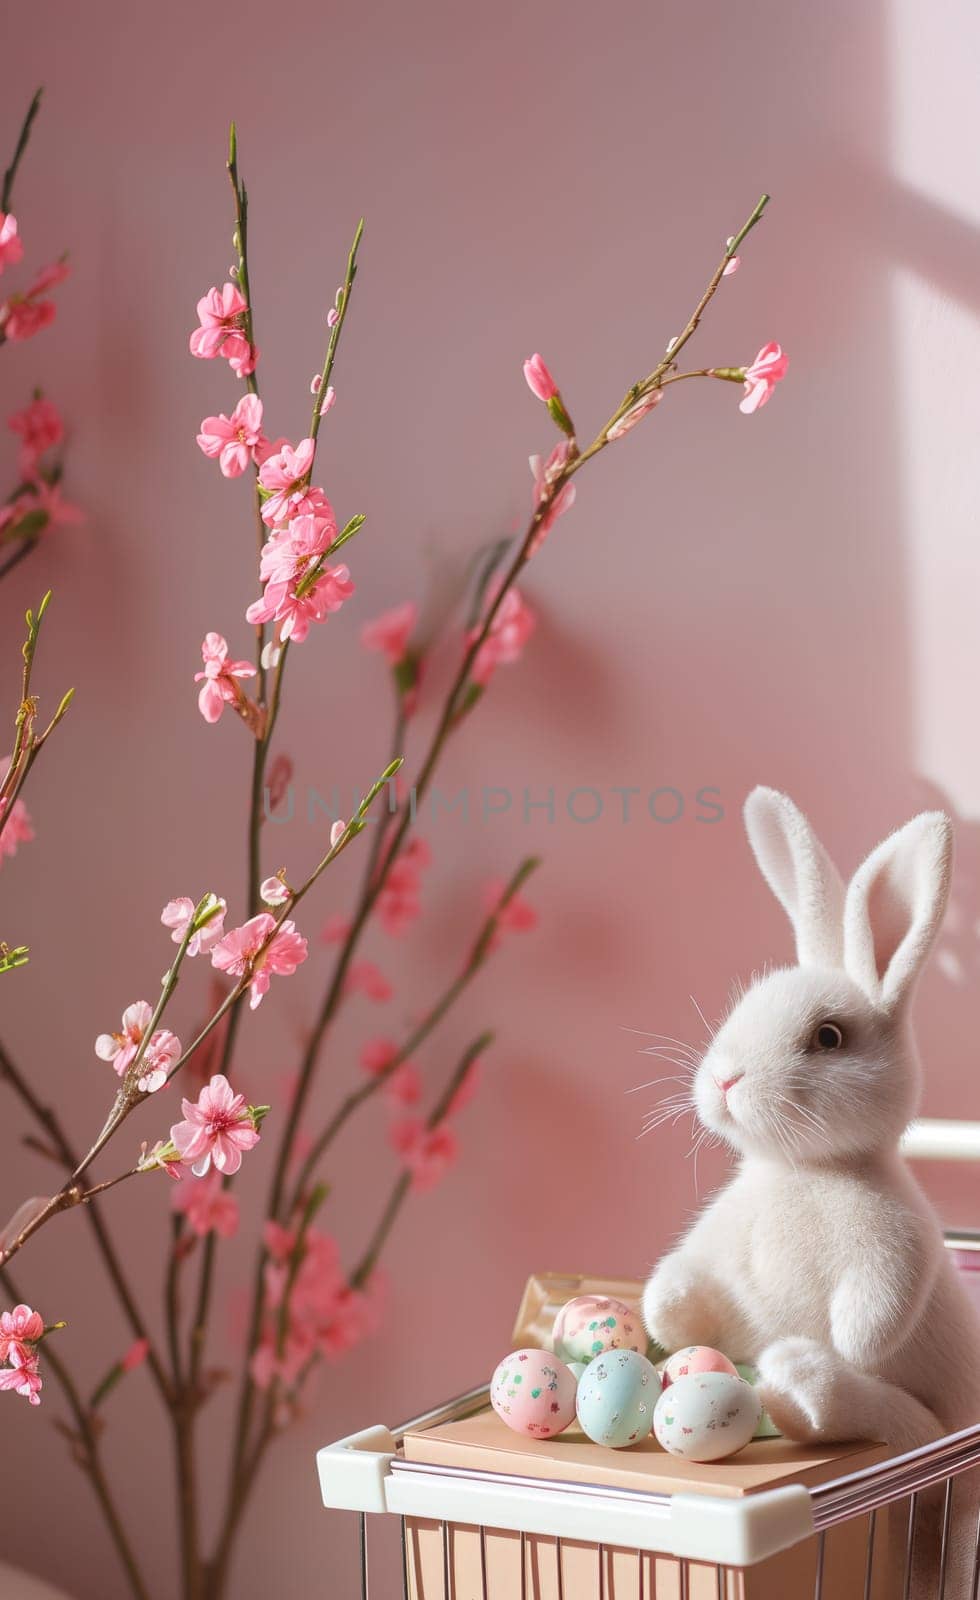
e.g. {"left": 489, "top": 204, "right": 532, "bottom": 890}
{"left": 715, "top": 1073, "right": 743, "bottom": 1094}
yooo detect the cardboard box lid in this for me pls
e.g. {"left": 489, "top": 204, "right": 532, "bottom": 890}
{"left": 403, "top": 1272, "right": 887, "bottom": 1499}
{"left": 403, "top": 1408, "right": 887, "bottom": 1498}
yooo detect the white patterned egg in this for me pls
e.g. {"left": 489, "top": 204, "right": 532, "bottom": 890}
{"left": 553, "top": 1294, "right": 645, "bottom": 1364}
{"left": 653, "top": 1372, "right": 762, "bottom": 1461}
{"left": 575, "top": 1349, "right": 658, "bottom": 1448}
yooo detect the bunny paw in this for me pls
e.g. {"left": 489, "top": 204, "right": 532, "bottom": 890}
{"left": 642, "top": 1256, "right": 723, "bottom": 1352}
{"left": 756, "top": 1338, "right": 848, "bottom": 1443}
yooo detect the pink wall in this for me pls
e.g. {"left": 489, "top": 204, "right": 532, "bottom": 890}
{"left": 3, "top": 0, "right": 980, "bottom": 1594}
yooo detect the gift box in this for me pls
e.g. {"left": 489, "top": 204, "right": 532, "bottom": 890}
{"left": 400, "top": 1272, "right": 895, "bottom": 1599}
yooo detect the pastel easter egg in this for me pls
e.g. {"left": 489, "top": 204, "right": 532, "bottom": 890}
{"left": 662, "top": 1345, "right": 739, "bottom": 1389}
{"left": 653, "top": 1371, "right": 762, "bottom": 1462}
{"left": 575, "top": 1348, "right": 659, "bottom": 1449}
{"left": 735, "top": 1363, "right": 781, "bottom": 1438}
{"left": 490, "top": 1349, "right": 578, "bottom": 1439}
{"left": 552, "top": 1295, "right": 645, "bottom": 1365}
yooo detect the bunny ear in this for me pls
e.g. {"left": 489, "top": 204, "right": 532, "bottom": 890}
{"left": 743, "top": 787, "right": 846, "bottom": 968}
{"left": 843, "top": 811, "right": 952, "bottom": 1009}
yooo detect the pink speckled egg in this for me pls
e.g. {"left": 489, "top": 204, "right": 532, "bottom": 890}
{"left": 552, "top": 1295, "right": 645, "bottom": 1365}
{"left": 490, "top": 1349, "right": 578, "bottom": 1439}
{"left": 661, "top": 1345, "right": 739, "bottom": 1388}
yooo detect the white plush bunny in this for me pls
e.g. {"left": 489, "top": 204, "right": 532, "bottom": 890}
{"left": 643, "top": 786, "right": 980, "bottom": 1460}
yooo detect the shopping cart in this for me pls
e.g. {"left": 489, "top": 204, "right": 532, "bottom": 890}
{"left": 316, "top": 1120, "right": 980, "bottom": 1599}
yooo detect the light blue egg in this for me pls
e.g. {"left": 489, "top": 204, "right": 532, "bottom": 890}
{"left": 734, "top": 1362, "right": 781, "bottom": 1438}
{"left": 575, "top": 1349, "right": 658, "bottom": 1449}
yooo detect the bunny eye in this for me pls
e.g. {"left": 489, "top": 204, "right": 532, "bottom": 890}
{"left": 812, "top": 1022, "right": 844, "bottom": 1051}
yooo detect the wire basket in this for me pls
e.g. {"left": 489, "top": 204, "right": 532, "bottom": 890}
{"left": 317, "top": 1121, "right": 980, "bottom": 1597}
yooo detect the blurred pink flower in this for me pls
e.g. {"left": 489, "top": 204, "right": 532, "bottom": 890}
{"left": 0, "top": 792, "right": 34, "bottom": 863}
{"left": 523, "top": 353, "right": 558, "bottom": 402}
{"left": 7, "top": 396, "right": 63, "bottom": 473}
{"left": 197, "top": 394, "right": 267, "bottom": 477}
{"left": 170, "top": 1073, "right": 261, "bottom": 1177}
{"left": 0, "top": 214, "right": 23, "bottom": 274}
{"left": 446, "top": 1058, "right": 482, "bottom": 1116}
{"left": 0, "top": 258, "right": 68, "bottom": 340}
{"left": 485, "top": 877, "right": 539, "bottom": 944}
{"left": 172, "top": 1170, "right": 240, "bottom": 1238}
{"left": 469, "top": 586, "right": 536, "bottom": 687}
{"left": 0, "top": 1351, "right": 42, "bottom": 1405}
{"left": 189, "top": 283, "right": 252, "bottom": 370}
{"left": 0, "top": 1304, "right": 43, "bottom": 1367}
{"left": 739, "top": 342, "right": 788, "bottom": 415}
{"left": 345, "top": 961, "right": 392, "bottom": 1002}
{"left": 161, "top": 896, "right": 227, "bottom": 956}
{"left": 389, "top": 1119, "right": 459, "bottom": 1193}
{"left": 121, "top": 1338, "right": 150, "bottom": 1373}
{"left": 606, "top": 389, "right": 663, "bottom": 442}
{"left": 257, "top": 438, "right": 315, "bottom": 526}
{"left": 320, "top": 913, "right": 353, "bottom": 945}
{"left": 194, "top": 632, "right": 257, "bottom": 724}
{"left": 529, "top": 440, "right": 576, "bottom": 550}
{"left": 376, "top": 847, "right": 429, "bottom": 936}
{"left": 360, "top": 1037, "right": 398, "bottom": 1077}
{"left": 361, "top": 601, "right": 417, "bottom": 665}
{"left": 384, "top": 1062, "right": 422, "bottom": 1108}
{"left": 211, "top": 912, "right": 308, "bottom": 1009}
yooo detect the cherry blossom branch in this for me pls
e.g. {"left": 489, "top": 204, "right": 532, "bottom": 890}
{"left": 353, "top": 1031, "right": 492, "bottom": 1289}
{"left": 1, "top": 88, "right": 43, "bottom": 214}
{"left": 0, "top": 755, "right": 403, "bottom": 1271}
{"left": 286, "top": 855, "right": 539, "bottom": 1211}
{"left": 0, "top": 1265, "right": 152, "bottom": 1600}
{"left": 0, "top": 592, "right": 74, "bottom": 850}
{"left": 0, "top": 1036, "right": 173, "bottom": 1401}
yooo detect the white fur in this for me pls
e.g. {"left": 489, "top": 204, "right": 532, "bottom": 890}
{"left": 643, "top": 788, "right": 980, "bottom": 1464}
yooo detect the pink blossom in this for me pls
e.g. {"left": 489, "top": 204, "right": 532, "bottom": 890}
{"left": 263, "top": 1220, "right": 296, "bottom": 1262}
{"left": 389, "top": 1119, "right": 459, "bottom": 1193}
{"left": 361, "top": 601, "right": 417, "bottom": 665}
{"left": 360, "top": 1037, "right": 399, "bottom": 1077}
{"left": 0, "top": 792, "right": 34, "bottom": 863}
{"left": 606, "top": 389, "right": 663, "bottom": 442}
{"left": 8, "top": 396, "right": 63, "bottom": 472}
{"left": 446, "top": 1058, "right": 482, "bottom": 1116}
{"left": 469, "top": 586, "right": 536, "bottom": 687}
{"left": 376, "top": 846, "right": 429, "bottom": 936}
{"left": 194, "top": 632, "right": 257, "bottom": 724}
{"left": 0, "top": 214, "right": 23, "bottom": 274}
{"left": 121, "top": 1338, "right": 150, "bottom": 1373}
{"left": 529, "top": 440, "right": 576, "bottom": 549}
{"left": 0, "top": 477, "right": 82, "bottom": 537}
{"left": 0, "top": 260, "right": 68, "bottom": 343}
{"left": 485, "top": 877, "right": 539, "bottom": 944}
{"left": 345, "top": 961, "right": 392, "bottom": 1002}
{"left": 259, "top": 876, "right": 290, "bottom": 907}
{"left": 320, "top": 913, "right": 353, "bottom": 945}
{"left": 94, "top": 1001, "right": 179, "bottom": 1093}
{"left": 257, "top": 438, "right": 315, "bottom": 527}
{"left": 189, "top": 283, "right": 254, "bottom": 372}
{"left": 254, "top": 508, "right": 337, "bottom": 589}
{"left": 246, "top": 560, "right": 354, "bottom": 645}
{"left": 723, "top": 255, "right": 741, "bottom": 276}
{"left": 171, "top": 1169, "right": 240, "bottom": 1238}
{"left": 161, "top": 896, "right": 227, "bottom": 956}
{"left": 320, "top": 386, "right": 336, "bottom": 416}
{"left": 384, "top": 1062, "right": 422, "bottom": 1108}
{"left": 0, "top": 1351, "right": 42, "bottom": 1405}
{"left": 211, "top": 912, "right": 308, "bottom": 1009}
{"left": 196, "top": 394, "right": 266, "bottom": 477}
{"left": 0, "top": 1305, "right": 43, "bottom": 1367}
{"left": 170, "top": 1073, "right": 261, "bottom": 1177}
{"left": 739, "top": 342, "right": 788, "bottom": 415}
{"left": 251, "top": 1227, "right": 380, "bottom": 1386}
{"left": 523, "top": 353, "right": 558, "bottom": 402}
